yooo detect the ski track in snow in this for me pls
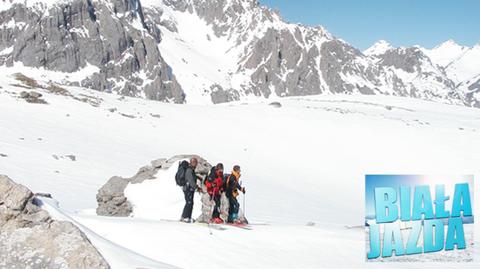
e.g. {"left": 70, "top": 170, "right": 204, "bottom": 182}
{"left": 1, "top": 71, "right": 480, "bottom": 268}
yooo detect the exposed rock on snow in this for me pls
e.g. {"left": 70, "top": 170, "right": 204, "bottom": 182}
{"left": 52, "top": 154, "right": 77, "bottom": 161}
{"left": 96, "top": 176, "right": 133, "bottom": 217}
{"left": 0, "top": 175, "right": 109, "bottom": 269}
{"left": 14, "top": 73, "right": 41, "bottom": 89}
{"left": 120, "top": 112, "right": 136, "bottom": 119}
{"left": 19, "top": 91, "right": 47, "bottom": 104}
{"left": 210, "top": 84, "right": 240, "bottom": 104}
{"left": 65, "top": 154, "right": 76, "bottom": 161}
{"left": 96, "top": 154, "right": 211, "bottom": 217}
{"left": 196, "top": 191, "right": 247, "bottom": 224}
{"left": 47, "top": 83, "right": 72, "bottom": 96}
{"left": 269, "top": 101, "right": 282, "bottom": 108}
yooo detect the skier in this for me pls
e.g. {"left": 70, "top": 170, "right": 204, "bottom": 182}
{"left": 225, "top": 165, "right": 245, "bottom": 223}
{"left": 205, "top": 163, "right": 225, "bottom": 224}
{"left": 180, "top": 157, "right": 199, "bottom": 223}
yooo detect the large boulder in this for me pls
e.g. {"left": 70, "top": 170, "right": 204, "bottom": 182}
{"left": 0, "top": 175, "right": 109, "bottom": 269}
{"left": 196, "top": 192, "right": 231, "bottom": 223}
{"left": 196, "top": 189, "right": 248, "bottom": 224}
{"left": 95, "top": 176, "right": 132, "bottom": 217}
{"left": 96, "top": 155, "right": 211, "bottom": 217}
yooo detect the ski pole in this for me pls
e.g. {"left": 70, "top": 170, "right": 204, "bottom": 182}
{"left": 240, "top": 180, "right": 245, "bottom": 217}
{"left": 243, "top": 192, "right": 246, "bottom": 217}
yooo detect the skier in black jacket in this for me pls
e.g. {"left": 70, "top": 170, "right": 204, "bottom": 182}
{"left": 225, "top": 165, "right": 245, "bottom": 223}
{"left": 181, "top": 157, "right": 199, "bottom": 223}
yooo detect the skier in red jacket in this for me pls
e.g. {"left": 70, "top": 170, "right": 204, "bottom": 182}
{"left": 205, "top": 163, "right": 224, "bottom": 223}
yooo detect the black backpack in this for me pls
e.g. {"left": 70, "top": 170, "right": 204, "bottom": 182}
{"left": 175, "top": 160, "right": 189, "bottom": 186}
{"left": 222, "top": 173, "right": 231, "bottom": 190}
{"left": 205, "top": 167, "right": 216, "bottom": 184}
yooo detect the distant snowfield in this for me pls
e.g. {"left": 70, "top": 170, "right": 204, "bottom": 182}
{"left": 1, "top": 70, "right": 480, "bottom": 268}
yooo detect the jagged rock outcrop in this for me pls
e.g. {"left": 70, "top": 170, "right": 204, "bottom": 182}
{"left": 96, "top": 154, "right": 211, "bottom": 216}
{"left": 0, "top": 0, "right": 184, "bottom": 103}
{"left": 210, "top": 84, "right": 240, "bottom": 104}
{"left": 0, "top": 175, "right": 109, "bottom": 269}
{"left": 154, "top": 0, "right": 471, "bottom": 105}
{"left": 0, "top": 0, "right": 478, "bottom": 107}
{"left": 373, "top": 47, "right": 460, "bottom": 100}
{"left": 96, "top": 176, "right": 133, "bottom": 216}
{"left": 461, "top": 75, "right": 480, "bottom": 108}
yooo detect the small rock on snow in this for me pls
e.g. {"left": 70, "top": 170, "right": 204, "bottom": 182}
{"left": 269, "top": 102, "right": 282, "bottom": 108}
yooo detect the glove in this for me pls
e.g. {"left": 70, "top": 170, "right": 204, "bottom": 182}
{"left": 242, "top": 187, "right": 246, "bottom": 194}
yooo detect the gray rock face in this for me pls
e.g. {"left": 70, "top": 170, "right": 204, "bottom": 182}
{"left": 96, "top": 155, "right": 212, "bottom": 216}
{"left": 0, "top": 0, "right": 184, "bottom": 103}
{"left": 196, "top": 192, "right": 232, "bottom": 223}
{"left": 210, "top": 84, "right": 240, "bottom": 104}
{"left": 319, "top": 40, "right": 363, "bottom": 94}
{"left": 245, "top": 27, "right": 323, "bottom": 98}
{"left": 379, "top": 47, "right": 426, "bottom": 73}
{"left": 0, "top": 0, "right": 477, "bottom": 107}
{"left": 159, "top": 0, "right": 473, "bottom": 106}
{"left": 196, "top": 191, "right": 215, "bottom": 223}
{"left": 96, "top": 176, "right": 132, "bottom": 217}
{"left": 462, "top": 76, "right": 480, "bottom": 108}
{"left": 375, "top": 47, "right": 459, "bottom": 100}
{"left": 0, "top": 175, "right": 109, "bottom": 269}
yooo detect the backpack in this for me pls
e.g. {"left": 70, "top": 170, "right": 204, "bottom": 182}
{"left": 205, "top": 167, "right": 216, "bottom": 184}
{"left": 175, "top": 160, "right": 189, "bottom": 186}
{"left": 222, "top": 174, "right": 231, "bottom": 190}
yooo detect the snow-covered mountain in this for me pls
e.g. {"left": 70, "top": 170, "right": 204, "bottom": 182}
{"left": 422, "top": 39, "right": 469, "bottom": 68}
{"left": 421, "top": 40, "right": 480, "bottom": 84}
{"left": 363, "top": 40, "right": 393, "bottom": 56}
{"left": 444, "top": 45, "right": 480, "bottom": 83}
{"left": 419, "top": 41, "right": 480, "bottom": 107}
{"left": 0, "top": 0, "right": 479, "bottom": 107}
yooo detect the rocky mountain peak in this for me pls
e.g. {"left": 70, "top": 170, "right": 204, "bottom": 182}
{"left": 0, "top": 0, "right": 478, "bottom": 107}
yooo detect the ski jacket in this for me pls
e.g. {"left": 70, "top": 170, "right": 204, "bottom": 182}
{"left": 205, "top": 171, "right": 223, "bottom": 196}
{"left": 205, "top": 167, "right": 223, "bottom": 196}
{"left": 184, "top": 166, "right": 197, "bottom": 190}
{"left": 226, "top": 171, "right": 242, "bottom": 198}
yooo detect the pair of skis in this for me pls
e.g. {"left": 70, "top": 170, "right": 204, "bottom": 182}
{"left": 204, "top": 222, "right": 252, "bottom": 231}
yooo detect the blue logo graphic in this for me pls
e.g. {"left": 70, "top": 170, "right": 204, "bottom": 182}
{"left": 365, "top": 175, "right": 474, "bottom": 262}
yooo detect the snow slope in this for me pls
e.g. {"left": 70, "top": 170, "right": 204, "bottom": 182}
{"left": 423, "top": 40, "right": 469, "bottom": 68}
{"left": 124, "top": 159, "right": 203, "bottom": 220}
{"left": 1, "top": 68, "right": 480, "bottom": 268}
{"left": 152, "top": 2, "right": 244, "bottom": 104}
{"left": 38, "top": 197, "right": 179, "bottom": 269}
{"left": 420, "top": 40, "right": 480, "bottom": 85}
{"left": 445, "top": 44, "right": 480, "bottom": 83}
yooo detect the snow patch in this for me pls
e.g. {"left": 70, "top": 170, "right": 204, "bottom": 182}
{"left": 364, "top": 40, "right": 393, "bottom": 56}
{"left": 124, "top": 160, "right": 202, "bottom": 221}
